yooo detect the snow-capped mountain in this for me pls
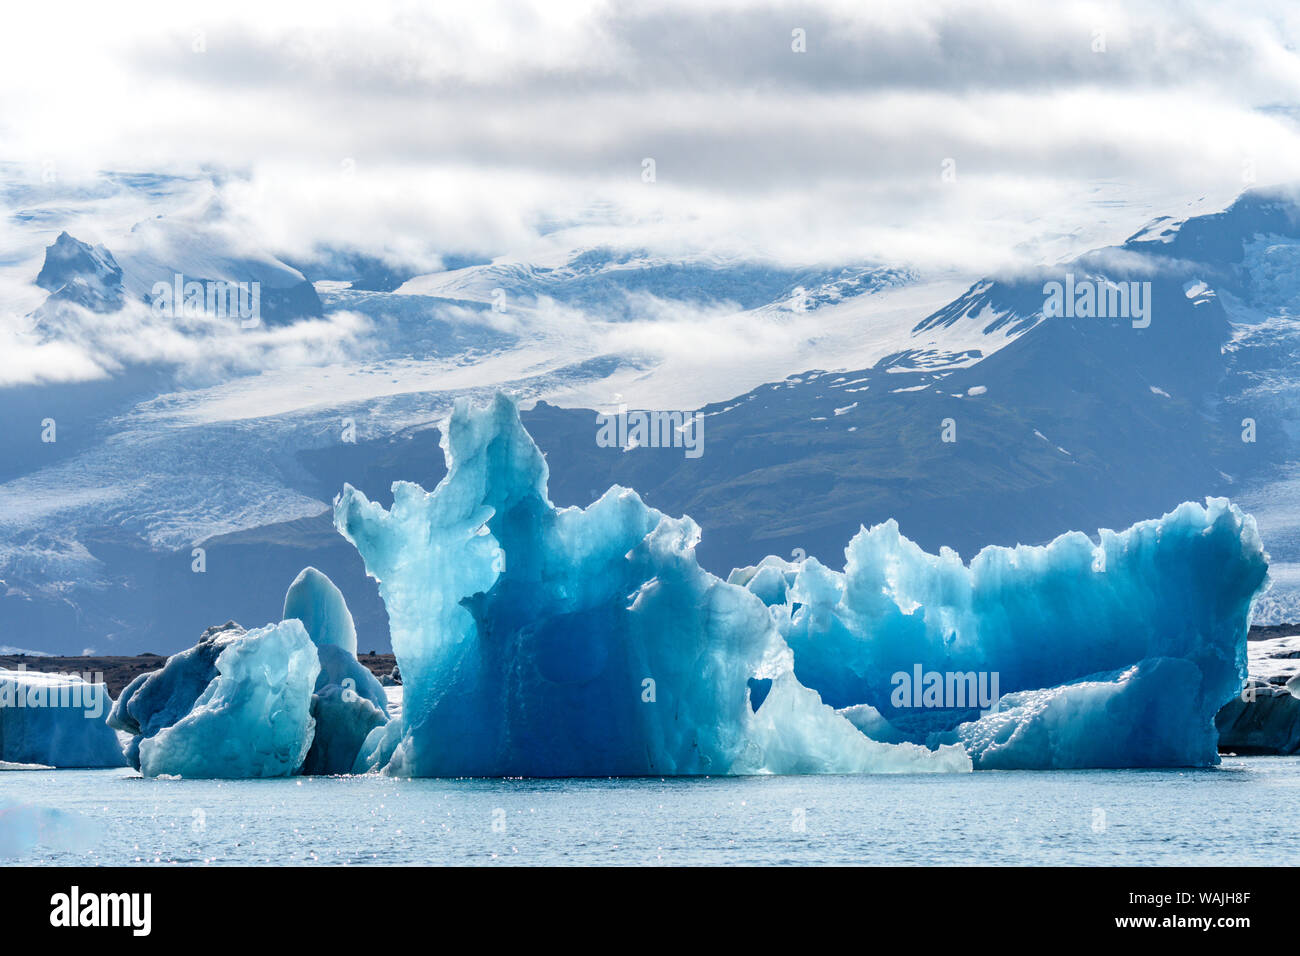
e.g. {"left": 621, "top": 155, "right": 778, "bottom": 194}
{"left": 4, "top": 175, "right": 1300, "bottom": 653}
{"left": 33, "top": 232, "right": 125, "bottom": 314}
{"left": 31, "top": 223, "right": 321, "bottom": 329}
{"left": 112, "top": 208, "right": 323, "bottom": 325}
{"left": 527, "top": 188, "right": 1300, "bottom": 587}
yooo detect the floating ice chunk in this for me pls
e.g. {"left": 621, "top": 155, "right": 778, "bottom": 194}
{"left": 282, "top": 566, "right": 389, "bottom": 774}
{"left": 938, "top": 658, "right": 1218, "bottom": 769}
{"left": 302, "top": 677, "right": 386, "bottom": 775}
{"left": 0, "top": 802, "right": 100, "bottom": 858}
{"left": 1215, "top": 679, "right": 1300, "bottom": 755}
{"left": 284, "top": 567, "right": 387, "bottom": 713}
{"left": 743, "top": 499, "right": 1268, "bottom": 768}
{"left": 334, "top": 392, "right": 1262, "bottom": 772}
{"left": 284, "top": 566, "right": 359, "bottom": 655}
{"left": 1214, "top": 633, "right": 1300, "bottom": 754}
{"left": 337, "top": 393, "right": 968, "bottom": 776}
{"left": 112, "top": 570, "right": 388, "bottom": 778}
{"left": 0, "top": 669, "right": 124, "bottom": 768}
{"left": 109, "top": 621, "right": 246, "bottom": 770}
{"left": 135, "top": 620, "right": 319, "bottom": 779}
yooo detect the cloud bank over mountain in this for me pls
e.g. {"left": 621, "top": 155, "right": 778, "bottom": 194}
{"left": 3, "top": 0, "right": 1300, "bottom": 279}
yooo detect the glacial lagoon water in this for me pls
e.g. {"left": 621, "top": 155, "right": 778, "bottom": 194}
{"left": 3, "top": 756, "right": 1298, "bottom": 866}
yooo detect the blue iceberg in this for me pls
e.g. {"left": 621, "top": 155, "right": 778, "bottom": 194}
{"left": 283, "top": 567, "right": 389, "bottom": 775}
{"left": 110, "top": 621, "right": 248, "bottom": 771}
{"left": 336, "top": 394, "right": 969, "bottom": 776}
{"left": 110, "top": 569, "right": 390, "bottom": 778}
{"left": 132, "top": 620, "right": 319, "bottom": 778}
{"left": 102, "top": 391, "right": 1267, "bottom": 775}
{"left": 735, "top": 501, "right": 1269, "bottom": 768}
{"left": 940, "top": 658, "right": 1221, "bottom": 769}
{"left": 337, "top": 394, "right": 1270, "bottom": 773}
{"left": 0, "top": 669, "right": 125, "bottom": 768}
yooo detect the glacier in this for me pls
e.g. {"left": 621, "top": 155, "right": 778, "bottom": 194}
{"left": 336, "top": 393, "right": 969, "bottom": 776}
{"left": 734, "top": 499, "right": 1269, "bottom": 768}
{"left": 0, "top": 669, "right": 125, "bottom": 768}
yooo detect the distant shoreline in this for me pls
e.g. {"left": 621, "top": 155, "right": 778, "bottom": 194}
{"left": 0, "top": 651, "right": 398, "bottom": 696}
{"left": 1245, "top": 622, "right": 1300, "bottom": 642}
{"left": 5, "top": 624, "right": 1296, "bottom": 697}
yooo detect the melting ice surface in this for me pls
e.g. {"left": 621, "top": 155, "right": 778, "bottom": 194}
{"left": 0, "top": 799, "right": 101, "bottom": 859}
{"left": 338, "top": 394, "right": 1270, "bottom": 775}
{"left": 733, "top": 499, "right": 1269, "bottom": 768}
{"left": 336, "top": 394, "right": 968, "bottom": 776}
{"left": 109, "top": 569, "right": 391, "bottom": 777}
{"left": 130, "top": 620, "right": 319, "bottom": 779}
{"left": 0, "top": 670, "right": 124, "bottom": 768}
{"left": 284, "top": 567, "right": 389, "bottom": 775}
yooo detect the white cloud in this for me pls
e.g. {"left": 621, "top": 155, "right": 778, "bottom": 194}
{"left": 0, "top": 296, "right": 374, "bottom": 388}
{"left": 2, "top": 0, "right": 1300, "bottom": 386}
{"left": 3, "top": 1, "right": 1299, "bottom": 270}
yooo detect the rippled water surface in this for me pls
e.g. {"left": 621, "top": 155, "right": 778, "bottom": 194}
{"left": 3, "top": 757, "right": 1297, "bottom": 865}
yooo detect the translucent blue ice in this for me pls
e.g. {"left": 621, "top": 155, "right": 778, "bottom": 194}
{"left": 283, "top": 567, "right": 389, "bottom": 774}
{"left": 735, "top": 500, "right": 1269, "bottom": 768}
{"left": 937, "top": 658, "right": 1221, "bottom": 769}
{"left": 0, "top": 801, "right": 100, "bottom": 858}
{"left": 284, "top": 567, "right": 387, "bottom": 711}
{"left": 304, "top": 675, "right": 387, "bottom": 775}
{"left": 336, "top": 394, "right": 969, "bottom": 776}
{"left": 110, "top": 569, "right": 389, "bottom": 777}
{"left": 0, "top": 670, "right": 124, "bottom": 768}
{"left": 109, "top": 621, "right": 248, "bottom": 770}
{"left": 284, "top": 566, "right": 359, "bottom": 655}
{"left": 134, "top": 620, "right": 319, "bottom": 778}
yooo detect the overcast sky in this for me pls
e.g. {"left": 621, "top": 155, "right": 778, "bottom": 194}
{"left": 3, "top": 0, "right": 1300, "bottom": 274}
